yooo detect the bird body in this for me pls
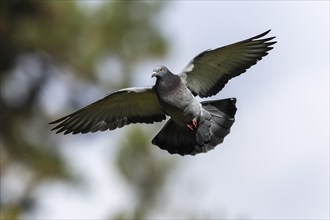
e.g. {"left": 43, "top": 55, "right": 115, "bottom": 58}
{"left": 153, "top": 68, "right": 201, "bottom": 128}
{"left": 50, "top": 30, "right": 276, "bottom": 156}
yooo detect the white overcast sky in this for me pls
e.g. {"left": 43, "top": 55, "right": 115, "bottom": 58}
{"left": 25, "top": 1, "right": 329, "bottom": 219}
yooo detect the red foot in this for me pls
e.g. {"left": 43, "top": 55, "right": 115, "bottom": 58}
{"left": 186, "top": 118, "right": 198, "bottom": 131}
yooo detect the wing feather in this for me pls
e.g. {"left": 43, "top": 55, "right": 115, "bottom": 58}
{"left": 180, "top": 30, "right": 276, "bottom": 97}
{"left": 50, "top": 87, "right": 166, "bottom": 134}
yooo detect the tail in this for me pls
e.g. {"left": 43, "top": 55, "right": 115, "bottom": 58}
{"left": 152, "top": 98, "right": 237, "bottom": 156}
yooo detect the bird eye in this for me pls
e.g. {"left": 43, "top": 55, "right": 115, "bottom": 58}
{"left": 160, "top": 67, "right": 163, "bottom": 71}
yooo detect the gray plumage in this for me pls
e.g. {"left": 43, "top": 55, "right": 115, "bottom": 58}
{"left": 50, "top": 30, "right": 276, "bottom": 156}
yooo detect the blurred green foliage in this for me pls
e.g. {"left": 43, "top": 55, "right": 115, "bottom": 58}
{"left": 0, "top": 0, "right": 173, "bottom": 219}
{"left": 0, "top": 0, "right": 166, "bottom": 80}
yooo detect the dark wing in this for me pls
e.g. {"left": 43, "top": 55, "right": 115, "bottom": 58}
{"left": 179, "top": 30, "right": 276, "bottom": 98}
{"left": 50, "top": 87, "right": 166, "bottom": 134}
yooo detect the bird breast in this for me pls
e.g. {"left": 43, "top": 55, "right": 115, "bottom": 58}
{"left": 156, "top": 78, "right": 201, "bottom": 126}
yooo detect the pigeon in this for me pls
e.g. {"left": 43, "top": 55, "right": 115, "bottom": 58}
{"left": 50, "top": 30, "right": 276, "bottom": 156}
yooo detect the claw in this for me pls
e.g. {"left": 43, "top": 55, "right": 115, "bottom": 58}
{"left": 192, "top": 118, "right": 198, "bottom": 128}
{"left": 186, "top": 118, "right": 198, "bottom": 131}
{"left": 186, "top": 124, "right": 194, "bottom": 131}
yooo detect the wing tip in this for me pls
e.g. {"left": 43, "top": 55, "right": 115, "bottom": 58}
{"left": 252, "top": 29, "right": 271, "bottom": 39}
{"left": 49, "top": 114, "right": 71, "bottom": 124}
{"left": 264, "top": 29, "right": 272, "bottom": 35}
{"left": 253, "top": 29, "right": 277, "bottom": 41}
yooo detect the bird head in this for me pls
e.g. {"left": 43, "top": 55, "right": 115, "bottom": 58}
{"left": 152, "top": 65, "right": 169, "bottom": 78}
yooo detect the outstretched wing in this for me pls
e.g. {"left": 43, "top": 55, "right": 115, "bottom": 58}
{"left": 180, "top": 30, "right": 276, "bottom": 98}
{"left": 50, "top": 87, "right": 166, "bottom": 134}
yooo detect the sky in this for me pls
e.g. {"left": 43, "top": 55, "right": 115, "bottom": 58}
{"left": 24, "top": 1, "right": 329, "bottom": 219}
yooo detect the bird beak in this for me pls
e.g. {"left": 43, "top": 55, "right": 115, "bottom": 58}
{"left": 151, "top": 72, "right": 157, "bottom": 78}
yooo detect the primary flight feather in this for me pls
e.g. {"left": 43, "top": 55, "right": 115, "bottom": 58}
{"left": 50, "top": 30, "right": 276, "bottom": 156}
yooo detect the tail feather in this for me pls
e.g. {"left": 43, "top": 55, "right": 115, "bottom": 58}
{"left": 151, "top": 119, "right": 197, "bottom": 156}
{"left": 152, "top": 98, "right": 237, "bottom": 156}
{"left": 195, "top": 115, "right": 211, "bottom": 146}
{"left": 202, "top": 98, "right": 236, "bottom": 148}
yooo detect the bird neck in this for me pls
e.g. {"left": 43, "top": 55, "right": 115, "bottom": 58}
{"left": 156, "top": 73, "right": 181, "bottom": 92}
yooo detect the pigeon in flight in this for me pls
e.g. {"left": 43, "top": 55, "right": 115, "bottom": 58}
{"left": 50, "top": 30, "right": 276, "bottom": 156}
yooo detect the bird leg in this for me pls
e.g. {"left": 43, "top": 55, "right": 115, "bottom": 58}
{"left": 186, "top": 118, "right": 198, "bottom": 131}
